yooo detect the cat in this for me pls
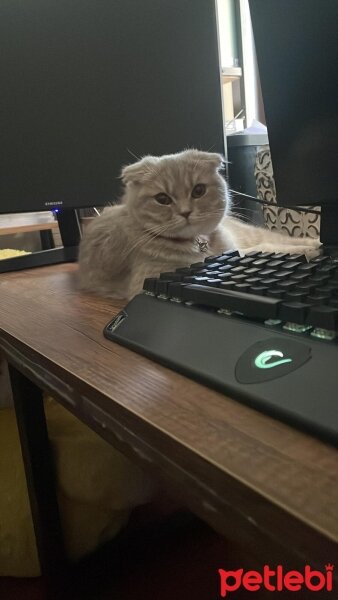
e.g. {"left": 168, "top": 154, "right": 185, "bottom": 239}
{"left": 78, "top": 149, "right": 320, "bottom": 300}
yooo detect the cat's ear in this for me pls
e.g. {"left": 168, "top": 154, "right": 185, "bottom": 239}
{"left": 185, "top": 149, "right": 224, "bottom": 171}
{"left": 120, "top": 157, "right": 158, "bottom": 185}
{"left": 200, "top": 152, "right": 224, "bottom": 170}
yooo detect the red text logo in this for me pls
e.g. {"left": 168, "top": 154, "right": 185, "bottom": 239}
{"left": 218, "top": 564, "right": 334, "bottom": 596}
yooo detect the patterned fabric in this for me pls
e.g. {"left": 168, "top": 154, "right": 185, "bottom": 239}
{"left": 254, "top": 145, "right": 320, "bottom": 238}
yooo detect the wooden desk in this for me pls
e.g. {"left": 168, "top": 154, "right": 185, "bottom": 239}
{"left": 0, "top": 264, "right": 337, "bottom": 575}
{"left": 0, "top": 221, "right": 58, "bottom": 237}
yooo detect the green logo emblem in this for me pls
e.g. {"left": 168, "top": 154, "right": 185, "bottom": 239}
{"left": 254, "top": 350, "right": 292, "bottom": 370}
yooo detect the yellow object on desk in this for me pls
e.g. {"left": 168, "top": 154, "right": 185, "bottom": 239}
{"left": 0, "top": 249, "right": 31, "bottom": 260}
{"left": 0, "top": 398, "right": 154, "bottom": 577}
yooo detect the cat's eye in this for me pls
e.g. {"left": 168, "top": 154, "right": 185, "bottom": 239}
{"left": 191, "top": 183, "right": 206, "bottom": 198}
{"left": 154, "top": 193, "right": 172, "bottom": 205}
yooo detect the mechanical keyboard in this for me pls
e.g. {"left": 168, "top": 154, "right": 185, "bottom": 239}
{"left": 104, "top": 250, "right": 338, "bottom": 446}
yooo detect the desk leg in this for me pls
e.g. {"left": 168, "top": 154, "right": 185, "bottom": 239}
{"left": 8, "top": 365, "right": 67, "bottom": 578}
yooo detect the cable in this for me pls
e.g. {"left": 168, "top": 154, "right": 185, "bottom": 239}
{"left": 229, "top": 189, "right": 321, "bottom": 215}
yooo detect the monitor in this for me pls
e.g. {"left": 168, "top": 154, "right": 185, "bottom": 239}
{"left": 249, "top": 0, "right": 338, "bottom": 249}
{"left": 0, "top": 0, "right": 224, "bottom": 271}
{"left": 0, "top": 0, "right": 224, "bottom": 215}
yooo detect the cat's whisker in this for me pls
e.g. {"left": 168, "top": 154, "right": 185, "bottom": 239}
{"left": 229, "top": 210, "right": 257, "bottom": 224}
{"left": 192, "top": 210, "right": 225, "bottom": 222}
{"left": 120, "top": 229, "right": 162, "bottom": 256}
{"left": 124, "top": 207, "right": 226, "bottom": 258}
{"left": 230, "top": 213, "right": 256, "bottom": 220}
{"left": 120, "top": 222, "right": 179, "bottom": 258}
{"left": 230, "top": 206, "right": 257, "bottom": 215}
{"left": 126, "top": 147, "right": 142, "bottom": 161}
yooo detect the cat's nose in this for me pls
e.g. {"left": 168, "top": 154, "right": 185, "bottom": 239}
{"left": 180, "top": 210, "right": 192, "bottom": 219}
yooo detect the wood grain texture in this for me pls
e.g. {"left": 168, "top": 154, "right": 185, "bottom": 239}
{"left": 0, "top": 222, "right": 58, "bottom": 236}
{"left": 0, "top": 264, "right": 337, "bottom": 567}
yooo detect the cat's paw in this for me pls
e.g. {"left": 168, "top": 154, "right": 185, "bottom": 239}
{"left": 289, "top": 237, "right": 322, "bottom": 260}
{"left": 240, "top": 238, "right": 321, "bottom": 260}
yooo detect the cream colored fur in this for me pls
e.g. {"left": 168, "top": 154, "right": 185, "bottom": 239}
{"left": 78, "top": 149, "right": 320, "bottom": 299}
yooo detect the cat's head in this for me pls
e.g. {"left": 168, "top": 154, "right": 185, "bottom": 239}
{"left": 120, "top": 149, "right": 230, "bottom": 239}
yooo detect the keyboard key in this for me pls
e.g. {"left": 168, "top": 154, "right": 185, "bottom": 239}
{"left": 215, "top": 255, "right": 235, "bottom": 265}
{"left": 190, "top": 262, "right": 206, "bottom": 270}
{"left": 297, "top": 263, "right": 317, "bottom": 273}
{"left": 168, "top": 282, "right": 186, "bottom": 301}
{"left": 204, "top": 255, "right": 218, "bottom": 262}
{"left": 205, "top": 278, "right": 222, "bottom": 287}
{"left": 227, "top": 256, "right": 242, "bottom": 265}
{"left": 204, "top": 262, "right": 222, "bottom": 270}
{"left": 295, "top": 282, "right": 317, "bottom": 293}
{"left": 267, "top": 289, "right": 285, "bottom": 299}
{"left": 290, "top": 272, "right": 310, "bottom": 282}
{"left": 277, "top": 280, "right": 297, "bottom": 291}
{"left": 279, "top": 302, "right": 310, "bottom": 324}
{"left": 219, "top": 281, "right": 235, "bottom": 290}
{"left": 143, "top": 278, "right": 158, "bottom": 294}
{"left": 286, "top": 253, "right": 307, "bottom": 262}
{"left": 193, "top": 276, "right": 209, "bottom": 283}
{"left": 311, "top": 255, "right": 330, "bottom": 264}
{"left": 281, "top": 261, "right": 303, "bottom": 270}
{"left": 260, "top": 278, "right": 279, "bottom": 286}
{"left": 221, "top": 250, "right": 240, "bottom": 258}
{"left": 156, "top": 280, "right": 171, "bottom": 296}
{"left": 309, "top": 273, "right": 331, "bottom": 284}
{"left": 258, "top": 268, "right": 278, "bottom": 277}
{"left": 273, "top": 252, "right": 290, "bottom": 260}
{"left": 266, "top": 260, "right": 284, "bottom": 268}
{"left": 252, "top": 258, "right": 269, "bottom": 267}
{"left": 218, "top": 273, "right": 232, "bottom": 282}
{"left": 176, "top": 267, "right": 192, "bottom": 275}
{"left": 160, "top": 272, "right": 183, "bottom": 281}
{"left": 194, "top": 269, "right": 210, "bottom": 276}
{"left": 274, "top": 271, "right": 290, "bottom": 280}
{"left": 205, "top": 270, "right": 221, "bottom": 277}
{"left": 285, "top": 291, "right": 307, "bottom": 301}
{"left": 245, "top": 277, "right": 262, "bottom": 285}
{"left": 315, "top": 285, "right": 338, "bottom": 295}
{"left": 306, "top": 294, "right": 330, "bottom": 305}
{"left": 231, "top": 274, "right": 247, "bottom": 282}
{"left": 306, "top": 306, "right": 338, "bottom": 330}
{"left": 239, "top": 257, "right": 256, "bottom": 266}
{"left": 249, "top": 285, "right": 269, "bottom": 295}
{"left": 218, "top": 265, "right": 233, "bottom": 273}
{"left": 243, "top": 250, "right": 261, "bottom": 257}
{"left": 183, "top": 276, "right": 201, "bottom": 283}
{"left": 181, "top": 284, "right": 281, "bottom": 319}
{"left": 316, "top": 264, "right": 336, "bottom": 274}
{"left": 231, "top": 265, "right": 246, "bottom": 273}
{"left": 243, "top": 267, "right": 261, "bottom": 275}
{"left": 256, "top": 252, "right": 275, "bottom": 259}
{"left": 234, "top": 283, "right": 251, "bottom": 292}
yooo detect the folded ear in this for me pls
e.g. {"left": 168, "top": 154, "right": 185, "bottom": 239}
{"left": 185, "top": 149, "right": 224, "bottom": 171}
{"left": 120, "top": 156, "right": 159, "bottom": 184}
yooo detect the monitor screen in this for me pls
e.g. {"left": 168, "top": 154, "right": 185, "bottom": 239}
{"left": 0, "top": 0, "right": 224, "bottom": 214}
{"left": 249, "top": 0, "right": 338, "bottom": 207}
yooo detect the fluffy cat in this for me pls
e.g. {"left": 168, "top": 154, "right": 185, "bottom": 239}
{"left": 78, "top": 149, "right": 320, "bottom": 299}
